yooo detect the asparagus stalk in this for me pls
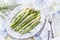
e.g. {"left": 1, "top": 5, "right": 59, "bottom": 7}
{"left": 12, "top": 8, "right": 28, "bottom": 22}
{"left": 11, "top": 8, "right": 28, "bottom": 28}
{"left": 20, "top": 15, "right": 40, "bottom": 34}
{"left": 21, "top": 21, "right": 40, "bottom": 35}
{"left": 35, "top": 10, "right": 39, "bottom": 13}
{"left": 19, "top": 17, "right": 37, "bottom": 32}
{"left": 17, "top": 7, "right": 32, "bottom": 23}
{"left": 15, "top": 13, "right": 37, "bottom": 31}
{"left": 19, "top": 14, "right": 41, "bottom": 32}
{"left": 11, "top": 8, "right": 32, "bottom": 28}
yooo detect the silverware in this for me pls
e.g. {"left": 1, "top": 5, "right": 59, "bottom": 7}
{"left": 48, "top": 16, "right": 54, "bottom": 38}
{"left": 47, "top": 30, "right": 50, "bottom": 40}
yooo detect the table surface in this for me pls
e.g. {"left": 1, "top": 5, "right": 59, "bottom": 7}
{"left": 0, "top": 0, "right": 60, "bottom": 40}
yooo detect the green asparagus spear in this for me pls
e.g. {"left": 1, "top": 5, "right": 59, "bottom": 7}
{"left": 35, "top": 10, "right": 40, "bottom": 14}
{"left": 16, "top": 8, "right": 33, "bottom": 23}
{"left": 12, "top": 8, "right": 28, "bottom": 23}
{"left": 19, "top": 13, "right": 41, "bottom": 32}
{"left": 15, "top": 13, "right": 37, "bottom": 31}
{"left": 19, "top": 17, "right": 37, "bottom": 32}
{"left": 21, "top": 21, "right": 40, "bottom": 35}
{"left": 20, "top": 14, "right": 40, "bottom": 34}
{"left": 11, "top": 8, "right": 28, "bottom": 28}
{"left": 20, "top": 20, "right": 40, "bottom": 35}
{"left": 11, "top": 8, "right": 32, "bottom": 28}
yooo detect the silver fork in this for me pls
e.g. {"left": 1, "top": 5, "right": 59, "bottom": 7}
{"left": 48, "top": 30, "right": 50, "bottom": 40}
{"left": 48, "top": 15, "right": 54, "bottom": 38}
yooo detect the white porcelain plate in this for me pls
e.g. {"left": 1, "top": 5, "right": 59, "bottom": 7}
{"left": 5, "top": 5, "right": 45, "bottom": 39}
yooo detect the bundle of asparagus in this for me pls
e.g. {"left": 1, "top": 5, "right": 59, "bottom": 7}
{"left": 10, "top": 7, "right": 41, "bottom": 35}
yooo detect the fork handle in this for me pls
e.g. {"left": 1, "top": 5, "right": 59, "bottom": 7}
{"left": 50, "top": 22, "right": 54, "bottom": 38}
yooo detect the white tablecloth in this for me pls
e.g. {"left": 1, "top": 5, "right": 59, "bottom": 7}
{"left": 0, "top": 0, "right": 60, "bottom": 40}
